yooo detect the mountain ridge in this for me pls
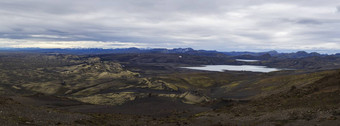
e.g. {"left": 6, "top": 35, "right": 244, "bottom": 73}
{"left": 1, "top": 47, "right": 337, "bottom": 59}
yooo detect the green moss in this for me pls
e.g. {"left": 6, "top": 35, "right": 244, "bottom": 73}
{"left": 164, "top": 83, "right": 179, "bottom": 91}
{"left": 221, "top": 81, "right": 241, "bottom": 92}
{"left": 183, "top": 76, "right": 215, "bottom": 87}
{"left": 74, "top": 92, "right": 143, "bottom": 105}
{"left": 22, "top": 82, "right": 63, "bottom": 95}
{"left": 222, "top": 81, "right": 240, "bottom": 88}
{"left": 262, "top": 86, "right": 276, "bottom": 91}
{"left": 193, "top": 112, "right": 208, "bottom": 117}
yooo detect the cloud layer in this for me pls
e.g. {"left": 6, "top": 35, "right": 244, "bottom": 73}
{"left": 0, "top": 0, "right": 339, "bottom": 53}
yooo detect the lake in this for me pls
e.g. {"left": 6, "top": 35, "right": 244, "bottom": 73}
{"left": 182, "top": 65, "right": 281, "bottom": 73}
{"left": 235, "top": 59, "right": 259, "bottom": 62}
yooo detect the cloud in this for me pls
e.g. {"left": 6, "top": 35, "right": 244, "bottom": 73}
{"left": 296, "top": 19, "right": 322, "bottom": 25}
{"left": 0, "top": 38, "right": 148, "bottom": 49}
{"left": 0, "top": 0, "right": 339, "bottom": 53}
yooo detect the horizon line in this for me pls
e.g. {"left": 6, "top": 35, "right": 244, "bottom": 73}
{"left": 0, "top": 47, "right": 339, "bottom": 55}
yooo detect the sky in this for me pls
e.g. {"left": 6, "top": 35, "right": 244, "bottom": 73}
{"left": 0, "top": 0, "right": 340, "bottom": 53}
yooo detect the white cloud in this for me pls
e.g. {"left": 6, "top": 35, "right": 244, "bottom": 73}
{"left": 30, "top": 35, "right": 69, "bottom": 39}
{"left": 0, "top": 39, "right": 147, "bottom": 49}
{"left": 0, "top": 0, "right": 339, "bottom": 53}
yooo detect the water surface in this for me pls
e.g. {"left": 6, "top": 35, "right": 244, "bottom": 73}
{"left": 236, "top": 59, "right": 259, "bottom": 62}
{"left": 182, "top": 65, "right": 281, "bottom": 73}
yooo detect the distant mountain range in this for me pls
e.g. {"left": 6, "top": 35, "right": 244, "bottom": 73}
{"left": 0, "top": 47, "right": 339, "bottom": 59}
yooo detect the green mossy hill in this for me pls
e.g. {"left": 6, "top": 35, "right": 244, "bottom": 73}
{"left": 71, "top": 68, "right": 340, "bottom": 126}
{"left": 200, "top": 70, "right": 340, "bottom": 126}
{"left": 252, "top": 70, "right": 340, "bottom": 110}
{"left": 249, "top": 70, "right": 336, "bottom": 99}
{"left": 0, "top": 54, "right": 187, "bottom": 105}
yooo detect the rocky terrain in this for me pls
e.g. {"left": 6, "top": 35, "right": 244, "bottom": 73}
{"left": 0, "top": 51, "right": 339, "bottom": 125}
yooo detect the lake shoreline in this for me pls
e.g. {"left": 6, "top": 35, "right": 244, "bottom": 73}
{"left": 181, "top": 65, "right": 281, "bottom": 73}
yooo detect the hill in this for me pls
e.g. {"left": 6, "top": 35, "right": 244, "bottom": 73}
{"left": 0, "top": 51, "right": 339, "bottom": 125}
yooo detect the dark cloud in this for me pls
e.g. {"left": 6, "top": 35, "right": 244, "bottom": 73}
{"left": 46, "top": 29, "right": 68, "bottom": 34}
{"left": 296, "top": 19, "right": 322, "bottom": 25}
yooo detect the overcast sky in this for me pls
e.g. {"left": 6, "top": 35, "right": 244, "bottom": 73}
{"left": 0, "top": 0, "right": 339, "bottom": 53}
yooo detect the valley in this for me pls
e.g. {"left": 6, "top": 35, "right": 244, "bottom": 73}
{"left": 0, "top": 49, "right": 339, "bottom": 125}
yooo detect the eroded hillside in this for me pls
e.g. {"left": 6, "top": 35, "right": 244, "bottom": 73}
{"left": 0, "top": 53, "right": 210, "bottom": 105}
